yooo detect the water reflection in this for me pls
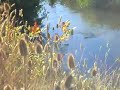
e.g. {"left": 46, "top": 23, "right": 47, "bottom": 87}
{"left": 48, "top": 0, "right": 57, "bottom": 7}
{"left": 80, "top": 9, "right": 120, "bottom": 29}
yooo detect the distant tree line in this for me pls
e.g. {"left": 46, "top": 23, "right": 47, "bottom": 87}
{"left": 77, "top": 0, "right": 120, "bottom": 10}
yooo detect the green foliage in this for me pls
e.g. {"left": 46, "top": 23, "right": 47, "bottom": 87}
{"left": 49, "top": 0, "right": 57, "bottom": 7}
{"left": 1, "top": 0, "right": 43, "bottom": 25}
{"left": 77, "top": 0, "right": 93, "bottom": 8}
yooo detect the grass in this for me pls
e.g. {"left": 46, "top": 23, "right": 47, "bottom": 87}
{"left": 0, "top": 2, "right": 120, "bottom": 90}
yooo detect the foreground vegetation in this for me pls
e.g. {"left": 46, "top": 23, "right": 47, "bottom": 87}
{"left": 0, "top": 2, "right": 120, "bottom": 90}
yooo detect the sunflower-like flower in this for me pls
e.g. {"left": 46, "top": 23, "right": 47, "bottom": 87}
{"left": 30, "top": 21, "right": 41, "bottom": 35}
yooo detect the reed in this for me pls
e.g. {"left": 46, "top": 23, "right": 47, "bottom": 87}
{"left": 67, "top": 54, "right": 75, "bottom": 70}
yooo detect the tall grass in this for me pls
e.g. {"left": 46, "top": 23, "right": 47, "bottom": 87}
{"left": 0, "top": 2, "right": 120, "bottom": 90}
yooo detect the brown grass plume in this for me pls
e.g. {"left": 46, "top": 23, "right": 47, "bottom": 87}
{"left": 36, "top": 43, "right": 43, "bottom": 54}
{"left": 19, "top": 39, "right": 28, "bottom": 57}
{"left": 67, "top": 54, "right": 75, "bottom": 70}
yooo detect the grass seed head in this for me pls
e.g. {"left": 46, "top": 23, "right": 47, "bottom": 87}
{"left": 36, "top": 44, "right": 43, "bottom": 54}
{"left": 47, "top": 32, "right": 51, "bottom": 40}
{"left": 52, "top": 59, "right": 58, "bottom": 69}
{"left": 64, "top": 75, "right": 73, "bottom": 89}
{"left": 19, "top": 39, "right": 28, "bottom": 57}
{"left": 4, "top": 3, "right": 11, "bottom": 12}
{"left": 92, "top": 62, "right": 97, "bottom": 76}
{"left": 44, "top": 43, "right": 50, "bottom": 53}
{"left": 47, "top": 23, "right": 50, "bottom": 31}
{"left": 38, "top": 35, "right": 43, "bottom": 44}
{"left": 3, "top": 85, "right": 12, "bottom": 90}
{"left": 54, "top": 34, "right": 59, "bottom": 42}
{"left": 57, "top": 53, "right": 62, "bottom": 61}
{"left": 67, "top": 54, "right": 75, "bottom": 70}
{"left": 92, "top": 68, "right": 97, "bottom": 76}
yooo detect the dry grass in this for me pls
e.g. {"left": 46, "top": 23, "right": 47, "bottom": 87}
{"left": 0, "top": 2, "right": 119, "bottom": 90}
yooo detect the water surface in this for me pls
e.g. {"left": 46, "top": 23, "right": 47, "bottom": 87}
{"left": 39, "top": 1, "right": 120, "bottom": 69}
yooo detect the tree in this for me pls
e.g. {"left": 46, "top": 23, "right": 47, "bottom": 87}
{"left": 1, "top": 0, "right": 43, "bottom": 25}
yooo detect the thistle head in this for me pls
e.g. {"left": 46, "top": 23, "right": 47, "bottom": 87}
{"left": 67, "top": 54, "right": 75, "bottom": 70}
{"left": 35, "top": 43, "right": 43, "bottom": 54}
{"left": 52, "top": 59, "right": 58, "bottom": 69}
{"left": 57, "top": 53, "right": 63, "bottom": 62}
{"left": 92, "top": 69, "right": 97, "bottom": 76}
{"left": 47, "top": 32, "right": 51, "bottom": 40}
{"left": 44, "top": 43, "right": 50, "bottom": 53}
{"left": 4, "top": 3, "right": 11, "bottom": 12}
{"left": 64, "top": 75, "right": 73, "bottom": 89}
{"left": 92, "top": 62, "right": 97, "bottom": 76}
{"left": 54, "top": 34, "right": 59, "bottom": 42}
{"left": 19, "top": 39, "right": 28, "bottom": 57}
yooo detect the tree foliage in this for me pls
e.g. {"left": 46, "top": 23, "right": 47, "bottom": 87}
{"left": 77, "top": 0, "right": 120, "bottom": 9}
{"left": 1, "top": 0, "right": 43, "bottom": 25}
